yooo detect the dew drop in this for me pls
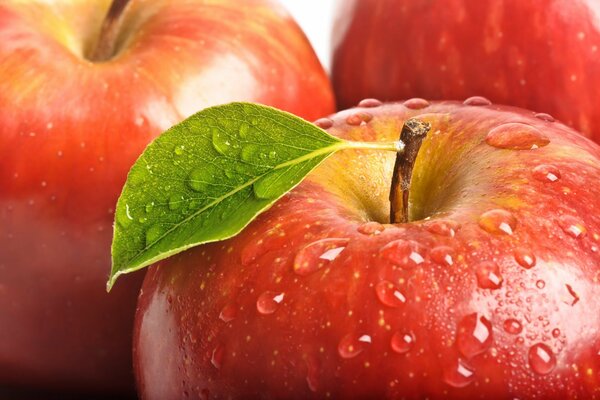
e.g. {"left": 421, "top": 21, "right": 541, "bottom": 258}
{"left": 390, "top": 331, "right": 415, "bottom": 354}
{"left": 514, "top": 248, "right": 536, "bottom": 269}
{"left": 375, "top": 280, "right": 407, "bottom": 307}
{"left": 174, "top": 145, "right": 185, "bottom": 156}
{"left": 424, "top": 219, "right": 460, "bottom": 237}
{"left": 478, "top": 209, "right": 517, "bottom": 235}
{"left": 534, "top": 113, "right": 555, "bottom": 122}
{"left": 475, "top": 261, "right": 503, "bottom": 289}
{"left": 211, "top": 344, "right": 225, "bottom": 369}
{"left": 241, "top": 144, "right": 260, "bottom": 162}
{"left": 168, "top": 194, "right": 184, "bottom": 210}
{"left": 536, "top": 280, "right": 546, "bottom": 289}
{"left": 211, "top": 128, "right": 231, "bottom": 155}
{"left": 338, "top": 333, "right": 371, "bottom": 359}
{"left": 528, "top": 343, "right": 556, "bottom": 375}
{"left": 219, "top": 304, "right": 237, "bottom": 322}
{"left": 443, "top": 358, "right": 475, "bottom": 388}
{"left": 358, "top": 98, "right": 383, "bottom": 108}
{"left": 403, "top": 98, "right": 430, "bottom": 109}
{"left": 314, "top": 118, "right": 334, "bottom": 129}
{"left": 456, "top": 313, "right": 493, "bottom": 358}
{"left": 503, "top": 318, "right": 523, "bottom": 335}
{"left": 293, "top": 238, "right": 349, "bottom": 276}
{"left": 188, "top": 169, "right": 207, "bottom": 192}
{"left": 380, "top": 239, "right": 426, "bottom": 269}
{"left": 463, "top": 96, "right": 492, "bottom": 106}
{"left": 552, "top": 328, "right": 561, "bottom": 338}
{"left": 532, "top": 164, "right": 561, "bottom": 183}
{"left": 256, "top": 291, "right": 284, "bottom": 314}
{"left": 431, "top": 246, "right": 455, "bottom": 266}
{"left": 145, "top": 224, "right": 162, "bottom": 246}
{"left": 485, "top": 123, "right": 550, "bottom": 150}
{"left": 239, "top": 123, "right": 250, "bottom": 138}
{"left": 346, "top": 111, "right": 373, "bottom": 126}
{"left": 558, "top": 215, "right": 587, "bottom": 238}
{"left": 357, "top": 221, "right": 385, "bottom": 235}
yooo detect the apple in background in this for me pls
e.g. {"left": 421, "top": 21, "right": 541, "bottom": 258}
{"left": 331, "top": 0, "right": 600, "bottom": 141}
{"left": 134, "top": 98, "right": 600, "bottom": 399}
{"left": 0, "top": 0, "right": 333, "bottom": 395}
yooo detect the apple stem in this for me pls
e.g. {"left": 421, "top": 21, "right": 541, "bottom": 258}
{"left": 88, "top": 0, "right": 132, "bottom": 62}
{"left": 389, "top": 118, "right": 431, "bottom": 224}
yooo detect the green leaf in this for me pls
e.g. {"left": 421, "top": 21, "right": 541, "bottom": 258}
{"left": 108, "top": 102, "right": 349, "bottom": 290}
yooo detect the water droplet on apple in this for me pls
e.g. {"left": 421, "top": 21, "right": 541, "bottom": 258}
{"left": 552, "top": 328, "right": 561, "bottom": 338}
{"left": 403, "top": 98, "right": 430, "bottom": 109}
{"left": 424, "top": 219, "right": 460, "bottom": 237}
{"left": 431, "top": 246, "right": 455, "bottom": 266}
{"left": 219, "top": 304, "right": 237, "bottom": 322}
{"left": 486, "top": 123, "right": 550, "bottom": 150}
{"left": 443, "top": 358, "right": 475, "bottom": 388}
{"left": 145, "top": 224, "right": 162, "bottom": 246}
{"left": 211, "top": 344, "right": 225, "bottom": 369}
{"left": 314, "top": 118, "right": 334, "bottom": 129}
{"left": 534, "top": 112, "right": 555, "bottom": 122}
{"left": 558, "top": 215, "right": 587, "bottom": 238}
{"left": 528, "top": 343, "right": 556, "bottom": 375}
{"left": 239, "top": 122, "right": 250, "bottom": 138}
{"left": 380, "top": 239, "right": 426, "bottom": 269}
{"left": 346, "top": 111, "right": 373, "bottom": 126}
{"left": 475, "top": 261, "right": 503, "bottom": 289}
{"left": 212, "top": 128, "right": 232, "bottom": 155}
{"left": 390, "top": 331, "right": 415, "bottom": 354}
{"left": 188, "top": 169, "right": 208, "bottom": 192}
{"left": 456, "top": 313, "right": 493, "bottom": 358}
{"left": 532, "top": 164, "right": 561, "bottom": 183}
{"left": 375, "top": 280, "right": 407, "bottom": 307}
{"left": 338, "top": 333, "right": 371, "bottom": 359}
{"left": 256, "top": 291, "right": 285, "bottom": 314}
{"left": 358, "top": 98, "right": 383, "bottom": 108}
{"left": 503, "top": 318, "right": 523, "bottom": 334}
{"left": 293, "top": 238, "right": 349, "bottom": 276}
{"left": 536, "top": 280, "right": 546, "bottom": 289}
{"left": 514, "top": 248, "right": 536, "bottom": 269}
{"left": 478, "top": 209, "right": 517, "bottom": 235}
{"left": 357, "top": 221, "right": 385, "bottom": 235}
{"left": 463, "top": 96, "right": 492, "bottom": 106}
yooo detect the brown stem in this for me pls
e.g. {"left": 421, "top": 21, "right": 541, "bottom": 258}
{"left": 389, "top": 118, "right": 431, "bottom": 224}
{"left": 88, "top": 0, "right": 132, "bottom": 62}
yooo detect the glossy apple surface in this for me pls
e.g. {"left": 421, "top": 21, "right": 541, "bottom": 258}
{"left": 332, "top": 0, "right": 600, "bottom": 141}
{"left": 134, "top": 99, "right": 600, "bottom": 399}
{"left": 0, "top": 0, "right": 333, "bottom": 394}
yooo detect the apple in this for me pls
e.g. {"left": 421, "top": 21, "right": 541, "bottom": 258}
{"left": 0, "top": 0, "right": 333, "bottom": 395}
{"left": 133, "top": 98, "right": 600, "bottom": 398}
{"left": 331, "top": 0, "right": 600, "bottom": 141}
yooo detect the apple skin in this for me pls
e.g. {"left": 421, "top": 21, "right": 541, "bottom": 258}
{"left": 133, "top": 99, "right": 600, "bottom": 399}
{"left": 0, "top": 0, "right": 333, "bottom": 395}
{"left": 332, "top": 0, "right": 600, "bottom": 141}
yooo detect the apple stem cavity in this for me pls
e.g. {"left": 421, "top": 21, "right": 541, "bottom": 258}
{"left": 389, "top": 118, "right": 431, "bottom": 224}
{"left": 88, "top": 0, "right": 132, "bottom": 62}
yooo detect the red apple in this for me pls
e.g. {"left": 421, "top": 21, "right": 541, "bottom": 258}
{"left": 332, "top": 0, "right": 600, "bottom": 141}
{"left": 134, "top": 99, "right": 600, "bottom": 398}
{"left": 0, "top": 0, "right": 333, "bottom": 395}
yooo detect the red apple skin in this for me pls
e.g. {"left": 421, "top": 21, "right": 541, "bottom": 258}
{"left": 332, "top": 0, "right": 600, "bottom": 141}
{"left": 0, "top": 0, "right": 333, "bottom": 395}
{"left": 134, "top": 100, "right": 600, "bottom": 399}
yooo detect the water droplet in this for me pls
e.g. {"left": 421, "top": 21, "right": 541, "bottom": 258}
{"left": 456, "top": 313, "right": 493, "bottom": 358}
{"left": 403, "top": 98, "right": 430, "bottom": 109}
{"left": 552, "top": 328, "right": 561, "bottom": 338}
{"left": 256, "top": 291, "right": 284, "bottom": 314}
{"left": 211, "top": 344, "right": 224, "bottom": 369}
{"left": 536, "top": 280, "right": 546, "bottom": 289}
{"left": 528, "top": 343, "right": 556, "bottom": 375}
{"left": 338, "top": 333, "right": 371, "bottom": 359}
{"left": 475, "top": 261, "right": 503, "bottom": 289}
{"left": 380, "top": 239, "right": 426, "bottom": 269}
{"left": 514, "top": 248, "right": 536, "bottom": 269}
{"left": 219, "top": 304, "right": 237, "bottom": 322}
{"left": 478, "top": 209, "right": 517, "bottom": 235}
{"left": 145, "top": 224, "right": 162, "bottom": 246}
{"left": 314, "top": 118, "right": 334, "bottom": 129}
{"left": 443, "top": 358, "right": 475, "bottom": 388}
{"left": 431, "top": 246, "right": 455, "bottom": 266}
{"left": 168, "top": 194, "right": 184, "bottom": 210}
{"left": 212, "top": 128, "right": 231, "bottom": 155}
{"left": 503, "top": 318, "right": 523, "bottom": 334}
{"left": 241, "top": 144, "right": 261, "bottom": 162}
{"left": 145, "top": 202, "right": 155, "bottom": 213}
{"left": 390, "top": 331, "right": 415, "bottom": 354}
{"left": 532, "top": 164, "right": 561, "bottom": 183}
{"left": 535, "top": 113, "right": 555, "bottom": 122}
{"left": 463, "top": 96, "right": 492, "bottom": 106}
{"left": 424, "top": 219, "right": 460, "bottom": 237}
{"left": 375, "top": 280, "right": 407, "bottom": 307}
{"left": 239, "top": 123, "right": 250, "bottom": 138}
{"left": 486, "top": 123, "right": 550, "bottom": 150}
{"left": 346, "top": 111, "right": 373, "bottom": 126}
{"left": 558, "top": 215, "right": 586, "bottom": 238}
{"left": 189, "top": 169, "right": 207, "bottom": 192}
{"left": 563, "top": 284, "right": 580, "bottom": 305}
{"left": 293, "top": 238, "right": 349, "bottom": 276}
{"left": 357, "top": 221, "right": 385, "bottom": 235}
{"left": 268, "top": 150, "right": 277, "bottom": 160}
{"left": 174, "top": 145, "right": 185, "bottom": 156}
{"left": 358, "top": 98, "right": 383, "bottom": 108}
